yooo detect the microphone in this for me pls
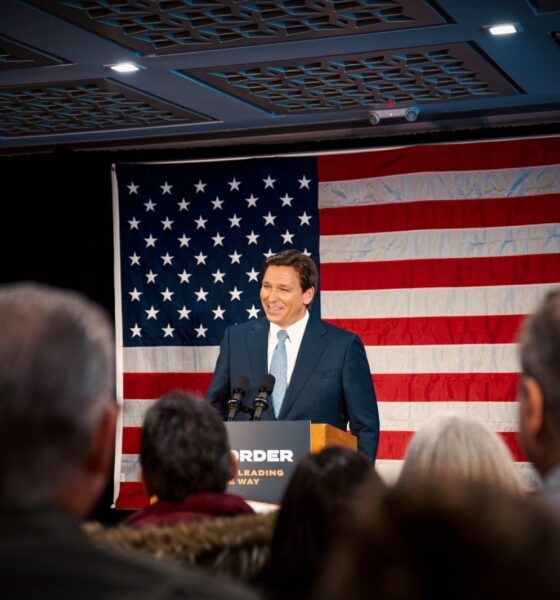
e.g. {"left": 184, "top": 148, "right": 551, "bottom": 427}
{"left": 227, "top": 375, "right": 250, "bottom": 422}
{"left": 252, "top": 374, "right": 275, "bottom": 421}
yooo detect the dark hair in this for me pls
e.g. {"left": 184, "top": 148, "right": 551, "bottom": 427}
{"left": 316, "top": 481, "right": 560, "bottom": 600}
{"left": 257, "top": 447, "right": 379, "bottom": 600}
{"left": 264, "top": 250, "right": 318, "bottom": 294}
{"left": 519, "top": 288, "right": 560, "bottom": 430}
{"left": 140, "top": 391, "right": 231, "bottom": 501}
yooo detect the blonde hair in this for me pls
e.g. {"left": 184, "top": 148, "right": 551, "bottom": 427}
{"left": 398, "top": 413, "right": 524, "bottom": 495}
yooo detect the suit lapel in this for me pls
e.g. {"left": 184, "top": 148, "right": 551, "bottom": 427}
{"left": 278, "top": 318, "right": 327, "bottom": 419}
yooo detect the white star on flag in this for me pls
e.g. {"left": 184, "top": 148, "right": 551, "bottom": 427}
{"left": 195, "top": 288, "right": 209, "bottom": 302}
{"left": 195, "top": 324, "right": 208, "bottom": 338}
{"left": 161, "top": 182, "right": 173, "bottom": 195}
{"left": 177, "top": 306, "right": 191, "bottom": 319}
{"left": 162, "top": 324, "right": 174, "bottom": 337}
{"left": 212, "top": 306, "right": 226, "bottom": 320}
{"left": 263, "top": 175, "right": 275, "bottom": 189}
{"left": 178, "top": 270, "right": 191, "bottom": 283}
{"left": 145, "top": 306, "right": 159, "bottom": 319}
{"left": 127, "top": 181, "right": 139, "bottom": 194}
{"left": 228, "top": 178, "right": 241, "bottom": 191}
{"left": 298, "top": 175, "right": 311, "bottom": 189}
{"left": 161, "top": 288, "right": 174, "bottom": 302}
{"left": 247, "top": 305, "right": 261, "bottom": 319}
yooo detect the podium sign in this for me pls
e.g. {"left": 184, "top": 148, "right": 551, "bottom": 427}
{"left": 226, "top": 421, "right": 310, "bottom": 504}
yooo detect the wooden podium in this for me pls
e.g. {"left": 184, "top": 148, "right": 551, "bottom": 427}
{"left": 226, "top": 421, "right": 357, "bottom": 504}
{"left": 311, "top": 423, "right": 357, "bottom": 454}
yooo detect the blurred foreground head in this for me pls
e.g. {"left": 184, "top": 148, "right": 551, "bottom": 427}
{"left": 0, "top": 282, "right": 116, "bottom": 516}
{"left": 316, "top": 480, "right": 560, "bottom": 600}
{"left": 518, "top": 288, "right": 560, "bottom": 478}
{"left": 398, "top": 412, "right": 524, "bottom": 494}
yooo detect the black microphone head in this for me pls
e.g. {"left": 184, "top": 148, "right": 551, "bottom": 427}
{"left": 234, "top": 375, "right": 249, "bottom": 392}
{"left": 259, "top": 373, "right": 275, "bottom": 393}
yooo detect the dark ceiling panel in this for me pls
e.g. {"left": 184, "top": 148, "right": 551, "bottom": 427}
{"left": 0, "top": 79, "right": 211, "bottom": 138}
{"left": 0, "top": 34, "right": 69, "bottom": 70}
{"left": 187, "top": 43, "right": 522, "bottom": 115}
{"left": 24, "top": 0, "right": 449, "bottom": 56}
{"left": 2, "top": 0, "right": 560, "bottom": 153}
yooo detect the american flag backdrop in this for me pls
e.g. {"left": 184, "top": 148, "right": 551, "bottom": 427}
{"left": 112, "top": 136, "right": 560, "bottom": 508}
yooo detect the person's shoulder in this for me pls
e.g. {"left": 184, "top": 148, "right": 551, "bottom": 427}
{"left": 317, "top": 318, "right": 359, "bottom": 341}
{"left": 93, "top": 541, "right": 260, "bottom": 600}
{"left": 226, "top": 318, "right": 268, "bottom": 335}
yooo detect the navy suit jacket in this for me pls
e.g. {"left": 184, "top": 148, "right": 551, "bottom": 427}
{"left": 206, "top": 316, "right": 379, "bottom": 460}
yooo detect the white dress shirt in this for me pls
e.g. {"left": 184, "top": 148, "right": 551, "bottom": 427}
{"left": 267, "top": 310, "right": 309, "bottom": 386}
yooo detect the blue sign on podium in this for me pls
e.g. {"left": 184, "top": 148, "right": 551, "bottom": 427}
{"left": 226, "top": 421, "right": 311, "bottom": 504}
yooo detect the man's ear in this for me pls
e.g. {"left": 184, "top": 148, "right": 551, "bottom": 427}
{"left": 86, "top": 402, "right": 118, "bottom": 478}
{"left": 56, "top": 402, "right": 118, "bottom": 519}
{"left": 229, "top": 450, "right": 239, "bottom": 481}
{"left": 520, "top": 376, "right": 546, "bottom": 437}
{"left": 303, "top": 286, "right": 315, "bottom": 307}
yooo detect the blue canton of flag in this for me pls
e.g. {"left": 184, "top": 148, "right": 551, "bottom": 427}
{"left": 115, "top": 156, "right": 320, "bottom": 347}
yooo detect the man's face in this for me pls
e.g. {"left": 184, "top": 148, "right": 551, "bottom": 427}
{"left": 260, "top": 265, "right": 314, "bottom": 329}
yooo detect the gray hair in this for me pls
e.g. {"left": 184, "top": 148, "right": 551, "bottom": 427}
{"left": 0, "top": 282, "right": 115, "bottom": 508}
{"left": 398, "top": 413, "right": 524, "bottom": 494}
{"left": 519, "top": 288, "right": 560, "bottom": 430}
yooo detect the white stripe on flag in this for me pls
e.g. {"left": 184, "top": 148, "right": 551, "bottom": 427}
{"left": 123, "top": 343, "right": 518, "bottom": 374}
{"left": 320, "top": 224, "right": 560, "bottom": 263}
{"left": 124, "top": 345, "right": 219, "bottom": 372}
{"left": 319, "top": 165, "right": 560, "bottom": 207}
{"left": 320, "top": 284, "right": 554, "bottom": 319}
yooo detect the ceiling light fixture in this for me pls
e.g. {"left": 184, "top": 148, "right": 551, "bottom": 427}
{"left": 109, "top": 62, "right": 141, "bottom": 73}
{"left": 486, "top": 23, "right": 518, "bottom": 36}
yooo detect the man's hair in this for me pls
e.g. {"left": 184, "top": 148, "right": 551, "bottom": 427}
{"left": 519, "top": 288, "right": 560, "bottom": 430}
{"left": 0, "top": 282, "right": 114, "bottom": 509}
{"left": 140, "top": 391, "right": 232, "bottom": 501}
{"left": 264, "top": 250, "right": 318, "bottom": 294}
{"left": 398, "top": 413, "right": 524, "bottom": 494}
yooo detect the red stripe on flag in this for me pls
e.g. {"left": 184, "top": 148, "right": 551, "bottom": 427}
{"left": 319, "top": 195, "right": 560, "bottom": 235}
{"left": 123, "top": 372, "right": 519, "bottom": 404}
{"left": 123, "top": 421, "right": 523, "bottom": 459}
{"left": 123, "top": 427, "right": 141, "bottom": 454}
{"left": 321, "top": 254, "right": 560, "bottom": 291}
{"left": 123, "top": 372, "right": 213, "bottom": 399}
{"left": 318, "top": 137, "right": 560, "bottom": 181}
{"left": 376, "top": 430, "right": 525, "bottom": 461}
{"left": 325, "top": 315, "right": 526, "bottom": 345}
{"left": 115, "top": 482, "right": 150, "bottom": 510}
{"left": 374, "top": 373, "right": 519, "bottom": 402}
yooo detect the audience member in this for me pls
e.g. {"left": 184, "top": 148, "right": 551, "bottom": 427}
{"left": 315, "top": 480, "right": 560, "bottom": 600}
{"left": 518, "top": 288, "right": 560, "bottom": 509}
{"left": 0, "top": 282, "right": 258, "bottom": 600}
{"left": 398, "top": 412, "right": 524, "bottom": 494}
{"left": 124, "top": 390, "right": 254, "bottom": 526}
{"left": 255, "top": 446, "right": 381, "bottom": 600}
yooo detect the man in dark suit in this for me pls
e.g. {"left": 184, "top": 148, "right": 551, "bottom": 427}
{"left": 206, "top": 250, "right": 379, "bottom": 460}
{"left": 0, "top": 282, "right": 258, "bottom": 600}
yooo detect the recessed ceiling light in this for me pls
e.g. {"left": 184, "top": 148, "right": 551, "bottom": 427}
{"left": 109, "top": 62, "right": 141, "bottom": 73}
{"left": 487, "top": 23, "right": 518, "bottom": 36}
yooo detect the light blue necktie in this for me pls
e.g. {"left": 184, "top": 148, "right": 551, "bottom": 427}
{"left": 270, "top": 329, "right": 289, "bottom": 418}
